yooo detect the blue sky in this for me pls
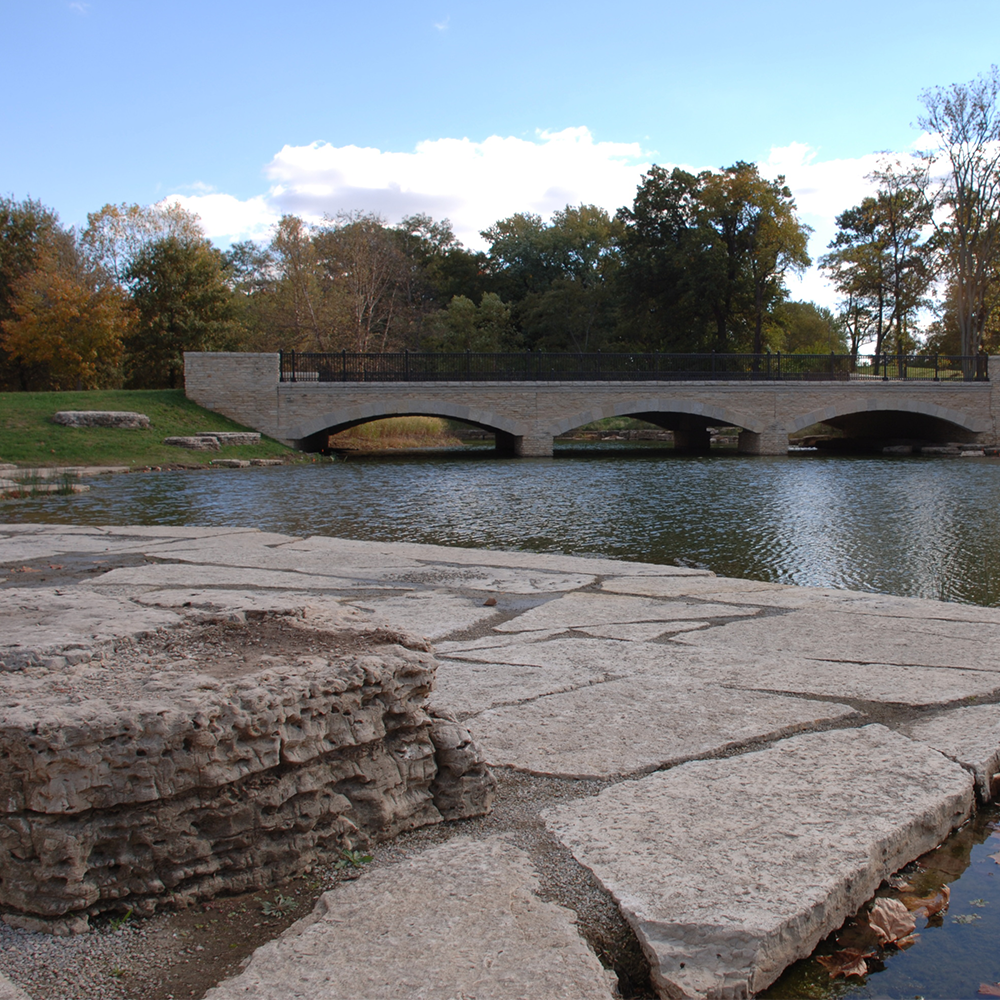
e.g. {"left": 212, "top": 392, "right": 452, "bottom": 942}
{"left": 2, "top": 0, "right": 999, "bottom": 303}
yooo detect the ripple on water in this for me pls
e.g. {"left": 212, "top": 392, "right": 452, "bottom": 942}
{"left": 4, "top": 447, "right": 1000, "bottom": 606}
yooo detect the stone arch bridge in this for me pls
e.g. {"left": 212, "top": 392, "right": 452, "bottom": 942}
{"left": 184, "top": 352, "right": 1000, "bottom": 456}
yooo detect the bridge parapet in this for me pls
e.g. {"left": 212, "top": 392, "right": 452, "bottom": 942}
{"left": 185, "top": 353, "right": 1000, "bottom": 457}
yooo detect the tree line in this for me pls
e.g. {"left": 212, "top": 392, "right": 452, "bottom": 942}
{"left": 1, "top": 68, "right": 998, "bottom": 392}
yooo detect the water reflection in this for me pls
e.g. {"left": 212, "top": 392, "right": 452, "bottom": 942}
{"left": 4, "top": 446, "right": 1000, "bottom": 606}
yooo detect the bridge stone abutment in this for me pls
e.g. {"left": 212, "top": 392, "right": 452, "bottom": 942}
{"left": 184, "top": 353, "right": 1000, "bottom": 457}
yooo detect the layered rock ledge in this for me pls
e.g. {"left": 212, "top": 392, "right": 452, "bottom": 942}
{"left": 0, "top": 608, "right": 494, "bottom": 934}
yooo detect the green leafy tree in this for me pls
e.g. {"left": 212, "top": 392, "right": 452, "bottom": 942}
{"left": 618, "top": 163, "right": 810, "bottom": 352}
{"left": 124, "top": 236, "right": 241, "bottom": 387}
{"left": 422, "top": 292, "right": 519, "bottom": 351}
{"left": 919, "top": 66, "right": 1000, "bottom": 357}
{"left": 821, "top": 162, "right": 932, "bottom": 359}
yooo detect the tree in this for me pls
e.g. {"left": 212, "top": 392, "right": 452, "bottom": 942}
{"left": 422, "top": 292, "right": 519, "bottom": 351}
{"left": 617, "top": 163, "right": 810, "bottom": 352}
{"left": 124, "top": 236, "right": 241, "bottom": 387}
{"left": 770, "top": 301, "right": 847, "bottom": 354}
{"left": 314, "top": 212, "right": 407, "bottom": 352}
{"left": 919, "top": 66, "right": 1000, "bottom": 357}
{"left": 1, "top": 249, "right": 130, "bottom": 389}
{"left": 821, "top": 162, "right": 933, "bottom": 359}
{"left": 80, "top": 202, "right": 204, "bottom": 286}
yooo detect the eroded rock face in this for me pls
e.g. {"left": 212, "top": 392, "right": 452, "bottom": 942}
{"left": 0, "top": 617, "right": 495, "bottom": 933}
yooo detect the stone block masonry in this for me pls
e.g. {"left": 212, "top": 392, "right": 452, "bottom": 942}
{"left": 184, "top": 352, "right": 1000, "bottom": 455}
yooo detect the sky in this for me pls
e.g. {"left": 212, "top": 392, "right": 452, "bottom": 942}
{"left": 2, "top": 0, "right": 999, "bottom": 306}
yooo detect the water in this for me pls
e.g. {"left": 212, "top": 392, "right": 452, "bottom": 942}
{"left": 4, "top": 443, "right": 1000, "bottom": 606}
{"left": 763, "top": 803, "right": 1000, "bottom": 999}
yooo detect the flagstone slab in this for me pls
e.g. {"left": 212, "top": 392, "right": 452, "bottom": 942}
{"left": 494, "top": 591, "right": 761, "bottom": 633}
{"left": 204, "top": 837, "right": 616, "bottom": 1000}
{"left": 903, "top": 703, "right": 1000, "bottom": 801}
{"left": 673, "top": 607, "right": 1000, "bottom": 671}
{"left": 0, "top": 588, "right": 181, "bottom": 669}
{"left": 86, "top": 564, "right": 364, "bottom": 591}
{"left": 430, "top": 657, "right": 616, "bottom": 718}
{"left": 437, "top": 636, "right": 681, "bottom": 676}
{"left": 543, "top": 726, "right": 973, "bottom": 999}
{"left": 344, "top": 591, "right": 500, "bottom": 641}
{"left": 670, "top": 648, "right": 1000, "bottom": 705}
{"left": 467, "top": 677, "right": 856, "bottom": 778}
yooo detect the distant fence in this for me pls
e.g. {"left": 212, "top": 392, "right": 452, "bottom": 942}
{"left": 278, "top": 351, "right": 990, "bottom": 384}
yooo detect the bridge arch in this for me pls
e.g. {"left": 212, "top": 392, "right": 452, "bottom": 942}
{"left": 285, "top": 399, "right": 530, "bottom": 450}
{"left": 549, "top": 397, "right": 766, "bottom": 437}
{"left": 790, "top": 397, "right": 989, "bottom": 441}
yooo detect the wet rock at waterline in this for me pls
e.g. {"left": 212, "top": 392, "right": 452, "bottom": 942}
{"left": 543, "top": 725, "right": 973, "bottom": 1000}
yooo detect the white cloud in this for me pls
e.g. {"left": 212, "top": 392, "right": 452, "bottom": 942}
{"left": 164, "top": 128, "right": 929, "bottom": 309}
{"left": 158, "top": 192, "right": 277, "bottom": 243}
{"left": 262, "top": 127, "right": 653, "bottom": 247}
{"left": 434, "top": 15, "right": 449, "bottom": 30}
{"left": 68, "top": 1, "right": 90, "bottom": 12}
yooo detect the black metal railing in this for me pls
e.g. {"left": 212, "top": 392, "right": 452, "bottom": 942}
{"left": 278, "top": 351, "right": 990, "bottom": 383}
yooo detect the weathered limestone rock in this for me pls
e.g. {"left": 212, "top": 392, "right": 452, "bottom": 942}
{"left": 204, "top": 837, "right": 617, "bottom": 1000}
{"left": 198, "top": 431, "right": 260, "bottom": 448}
{"left": 0, "top": 619, "right": 494, "bottom": 932}
{"left": 0, "top": 587, "right": 181, "bottom": 671}
{"left": 210, "top": 458, "right": 251, "bottom": 468}
{"left": 904, "top": 703, "right": 1000, "bottom": 801}
{"left": 52, "top": 411, "right": 149, "bottom": 429}
{"left": 198, "top": 431, "right": 261, "bottom": 445}
{"left": 544, "top": 726, "right": 973, "bottom": 1000}
{"left": 162, "top": 435, "right": 221, "bottom": 450}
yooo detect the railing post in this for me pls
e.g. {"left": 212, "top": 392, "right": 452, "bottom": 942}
{"left": 341, "top": 349, "right": 346, "bottom": 382}
{"left": 404, "top": 349, "right": 409, "bottom": 382}
{"left": 777, "top": 351, "right": 781, "bottom": 379}
{"left": 711, "top": 350, "right": 716, "bottom": 377}
{"left": 934, "top": 353, "right": 939, "bottom": 381}
{"left": 466, "top": 349, "right": 471, "bottom": 380}
{"left": 882, "top": 354, "right": 889, "bottom": 382}
{"left": 290, "top": 350, "right": 296, "bottom": 383}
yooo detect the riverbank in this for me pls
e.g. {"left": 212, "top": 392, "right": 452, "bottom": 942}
{"left": 1, "top": 526, "right": 999, "bottom": 998}
{"left": 0, "top": 390, "right": 295, "bottom": 468}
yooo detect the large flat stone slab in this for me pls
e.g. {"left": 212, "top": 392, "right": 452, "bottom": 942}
{"left": 495, "top": 592, "right": 761, "bottom": 633}
{"left": 544, "top": 726, "right": 973, "bottom": 999}
{"left": 673, "top": 607, "right": 1000, "bottom": 672}
{"left": 0, "top": 588, "right": 181, "bottom": 669}
{"left": 904, "top": 703, "right": 1000, "bottom": 801}
{"left": 672, "top": 647, "right": 1000, "bottom": 705}
{"left": 345, "top": 591, "right": 500, "bottom": 641}
{"left": 204, "top": 836, "right": 616, "bottom": 1000}
{"left": 467, "top": 677, "right": 856, "bottom": 777}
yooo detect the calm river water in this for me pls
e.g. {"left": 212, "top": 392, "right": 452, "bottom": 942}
{"left": 4, "top": 442, "right": 1000, "bottom": 606}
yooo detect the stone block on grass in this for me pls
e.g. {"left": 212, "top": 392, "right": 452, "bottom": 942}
{"left": 53, "top": 411, "right": 150, "bottom": 429}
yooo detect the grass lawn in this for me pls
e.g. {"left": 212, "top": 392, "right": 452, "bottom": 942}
{"left": 0, "top": 389, "right": 297, "bottom": 468}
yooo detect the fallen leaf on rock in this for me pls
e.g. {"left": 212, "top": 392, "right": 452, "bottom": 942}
{"left": 868, "top": 898, "right": 917, "bottom": 944}
{"left": 817, "top": 949, "right": 874, "bottom": 978}
{"left": 17, "top": 566, "right": 39, "bottom": 573}
{"left": 48, "top": 564, "right": 63, "bottom": 570}
{"left": 482, "top": 597, "right": 497, "bottom": 607}
{"left": 900, "top": 884, "right": 950, "bottom": 919}
{"left": 979, "top": 983, "right": 1000, "bottom": 996}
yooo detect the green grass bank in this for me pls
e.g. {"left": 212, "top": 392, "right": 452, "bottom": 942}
{"left": 0, "top": 390, "right": 296, "bottom": 468}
